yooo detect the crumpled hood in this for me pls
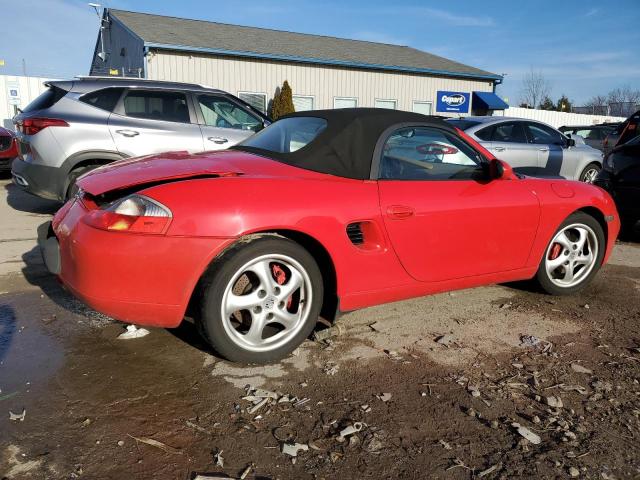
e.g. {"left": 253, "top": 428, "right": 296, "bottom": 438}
{"left": 77, "top": 151, "right": 243, "bottom": 196}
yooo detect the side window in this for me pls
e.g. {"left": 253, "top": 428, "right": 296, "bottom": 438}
{"left": 525, "top": 122, "right": 564, "bottom": 145}
{"left": 475, "top": 126, "right": 494, "bottom": 141}
{"left": 122, "top": 90, "right": 190, "bottom": 123}
{"left": 80, "top": 88, "right": 124, "bottom": 112}
{"left": 379, "top": 127, "right": 484, "bottom": 180}
{"left": 491, "top": 122, "right": 527, "bottom": 143}
{"left": 197, "top": 95, "right": 262, "bottom": 131}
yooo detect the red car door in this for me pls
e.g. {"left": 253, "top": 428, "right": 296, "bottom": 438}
{"left": 377, "top": 126, "right": 540, "bottom": 282}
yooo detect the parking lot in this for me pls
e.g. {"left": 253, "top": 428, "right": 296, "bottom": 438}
{"left": 0, "top": 176, "right": 638, "bottom": 479}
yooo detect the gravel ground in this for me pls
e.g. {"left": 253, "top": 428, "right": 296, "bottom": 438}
{"left": 1, "top": 178, "right": 639, "bottom": 479}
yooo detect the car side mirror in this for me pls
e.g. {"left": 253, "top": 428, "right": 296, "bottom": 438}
{"left": 566, "top": 138, "right": 576, "bottom": 147}
{"left": 490, "top": 158, "right": 517, "bottom": 180}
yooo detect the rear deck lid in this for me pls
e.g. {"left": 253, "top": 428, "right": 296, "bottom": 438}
{"left": 77, "top": 150, "right": 243, "bottom": 196}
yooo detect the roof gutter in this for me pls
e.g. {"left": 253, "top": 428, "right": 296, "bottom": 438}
{"left": 143, "top": 42, "right": 503, "bottom": 82}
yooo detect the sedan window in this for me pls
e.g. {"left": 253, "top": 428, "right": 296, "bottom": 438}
{"left": 475, "top": 126, "right": 494, "bottom": 141}
{"left": 492, "top": 122, "right": 528, "bottom": 143}
{"left": 380, "top": 127, "right": 483, "bottom": 180}
{"left": 525, "top": 122, "right": 565, "bottom": 145}
{"left": 197, "top": 95, "right": 263, "bottom": 131}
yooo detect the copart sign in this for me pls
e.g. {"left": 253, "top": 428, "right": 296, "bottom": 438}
{"left": 436, "top": 91, "right": 470, "bottom": 113}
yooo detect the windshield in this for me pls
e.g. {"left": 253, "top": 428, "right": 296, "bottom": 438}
{"left": 237, "top": 117, "right": 327, "bottom": 153}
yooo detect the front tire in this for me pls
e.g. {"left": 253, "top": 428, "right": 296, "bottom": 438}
{"left": 579, "top": 163, "right": 601, "bottom": 183}
{"left": 535, "top": 212, "right": 605, "bottom": 295}
{"left": 198, "top": 235, "right": 323, "bottom": 363}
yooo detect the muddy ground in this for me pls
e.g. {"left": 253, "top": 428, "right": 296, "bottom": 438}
{"left": 1, "top": 179, "right": 639, "bottom": 480}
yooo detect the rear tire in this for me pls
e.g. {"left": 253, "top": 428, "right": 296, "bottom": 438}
{"left": 535, "top": 212, "right": 605, "bottom": 295}
{"left": 198, "top": 235, "right": 323, "bottom": 363}
{"left": 579, "top": 163, "right": 601, "bottom": 183}
{"left": 65, "top": 165, "right": 99, "bottom": 201}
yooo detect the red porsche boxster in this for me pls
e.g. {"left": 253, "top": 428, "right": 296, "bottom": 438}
{"left": 39, "top": 109, "right": 620, "bottom": 363}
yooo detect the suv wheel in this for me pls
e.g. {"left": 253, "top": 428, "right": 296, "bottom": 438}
{"left": 65, "top": 165, "right": 98, "bottom": 201}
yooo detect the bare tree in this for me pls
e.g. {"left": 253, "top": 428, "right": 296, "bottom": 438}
{"left": 519, "top": 69, "right": 551, "bottom": 108}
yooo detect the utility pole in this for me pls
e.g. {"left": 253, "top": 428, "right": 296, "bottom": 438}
{"left": 22, "top": 58, "right": 27, "bottom": 76}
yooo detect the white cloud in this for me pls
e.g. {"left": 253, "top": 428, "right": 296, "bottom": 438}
{"left": 585, "top": 7, "right": 599, "bottom": 17}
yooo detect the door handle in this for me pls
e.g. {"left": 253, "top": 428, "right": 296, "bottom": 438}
{"left": 493, "top": 146, "right": 505, "bottom": 152}
{"left": 387, "top": 205, "right": 414, "bottom": 219}
{"left": 208, "top": 136, "right": 229, "bottom": 144}
{"left": 538, "top": 147, "right": 549, "bottom": 151}
{"left": 115, "top": 129, "right": 139, "bottom": 137}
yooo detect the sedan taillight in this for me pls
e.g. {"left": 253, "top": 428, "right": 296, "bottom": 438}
{"left": 17, "top": 118, "right": 69, "bottom": 135}
{"left": 83, "top": 194, "right": 172, "bottom": 235}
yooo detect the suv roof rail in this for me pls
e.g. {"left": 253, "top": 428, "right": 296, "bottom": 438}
{"left": 74, "top": 76, "right": 219, "bottom": 91}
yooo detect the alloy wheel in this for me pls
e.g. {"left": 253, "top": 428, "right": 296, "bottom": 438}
{"left": 581, "top": 167, "right": 599, "bottom": 183}
{"left": 544, "top": 223, "right": 598, "bottom": 288}
{"left": 220, "top": 254, "right": 312, "bottom": 352}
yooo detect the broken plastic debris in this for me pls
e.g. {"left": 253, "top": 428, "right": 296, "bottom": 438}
{"left": 9, "top": 409, "right": 26, "bottom": 421}
{"left": 313, "top": 322, "right": 346, "bottom": 341}
{"left": 478, "top": 463, "right": 502, "bottom": 478}
{"left": 545, "top": 395, "right": 564, "bottom": 408}
{"left": 519, "top": 334, "right": 552, "bottom": 352}
{"left": 435, "top": 334, "right": 455, "bottom": 347}
{"left": 511, "top": 422, "right": 541, "bottom": 445}
{"left": 570, "top": 363, "right": 592, "bottom": 374}
{"left": 376, "top": 393, "right": 392, "bottom": 402}
{"left": 281, "top": 442, "right": 309, "bottom": 457}
{"left": 127, "top": 434, "right": 182, "bottom": 454}
{"left": 117, "top": 325, "right": 150, "bottom": 339}
{"left": 337, "top": 422, "right": 364, "bottom": 442}
{"left": 467, "top": 385, "right": 481, "bottom": 398}
{"left": 213, "top": 449, "right": 224, "bottom": 467}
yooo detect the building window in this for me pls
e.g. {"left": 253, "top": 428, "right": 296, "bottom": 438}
{"left": 292, "top": 95, "right": 314, "bottom": 112}
{"left": 334, "top": 97, "right": 358, "bottom": 109}
{"left": 374, "top": 99, "right": 397, "bottom": 109}
{"left": 238, "top": 92, "right": 267, "bottom": 114}
{"left": 412, "top": 101, "right": 433, "bottom": 116}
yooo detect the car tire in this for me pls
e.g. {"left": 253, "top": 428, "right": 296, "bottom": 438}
{"left": 579, "top": 163, "right": 601, "bottom": 183}
{"left": 535, "top": 212, "right": 605, "bottom": 296}
{"left": 65, "top": 165, "right": 98, "bottom": 201}
{"left": 198, "top": 235, "right": 323, "bottom": 363}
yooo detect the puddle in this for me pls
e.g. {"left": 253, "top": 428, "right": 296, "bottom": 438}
{"left": 0, "top": 300, "right": 64, "bottom": 394}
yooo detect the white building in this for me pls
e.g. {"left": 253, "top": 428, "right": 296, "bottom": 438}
{"left": 89, "top": 9, "right": 508, "bottom": 117}
{"left": 0, "top": 75, "right": 50, "bottom": 129}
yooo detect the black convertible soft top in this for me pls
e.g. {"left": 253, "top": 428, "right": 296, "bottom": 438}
{"left": 233, "top": 108, "right": 456, "bottom": 180}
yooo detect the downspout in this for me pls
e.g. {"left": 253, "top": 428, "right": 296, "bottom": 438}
{"left": 143, "top": 46, "right": 149, "bottom": 79}
{"left": 493, "top": 77, "right": 503, "bottom": 93}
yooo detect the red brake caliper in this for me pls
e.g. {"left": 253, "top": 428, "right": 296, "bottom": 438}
{"left": 271, "top": 264, "right": 293, "bottom": 309}
{"left": 549, "top": 243, "right": 562, "bottom": 260}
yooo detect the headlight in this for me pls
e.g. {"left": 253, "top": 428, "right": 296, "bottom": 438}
{"left": 83, "top": 194, "right": 172, "bottom": 234}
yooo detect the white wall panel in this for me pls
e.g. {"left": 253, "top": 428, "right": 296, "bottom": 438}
{"left": 0, "top": 75, "right": 51, "bottom": 129}
{"left": 495, "top": 107, "right": 626, "bottom": 129}
{"left": 146, "top": 51, "right": 493, "bottom": 115}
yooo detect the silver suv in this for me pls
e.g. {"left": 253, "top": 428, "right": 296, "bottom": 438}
{"left": 11, "top": 77, "right": 270, "bottom": 201}
{"left": 448, "top": 117, "right": 604, "bottom": 183}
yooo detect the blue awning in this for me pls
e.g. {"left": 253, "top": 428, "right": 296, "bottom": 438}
{"left": 472, "top": 91, "right": 509, "bottom": 110}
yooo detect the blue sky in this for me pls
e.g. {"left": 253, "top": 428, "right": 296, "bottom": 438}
{"left": 1, "top": 0, "right": 639, "bottom": 105}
